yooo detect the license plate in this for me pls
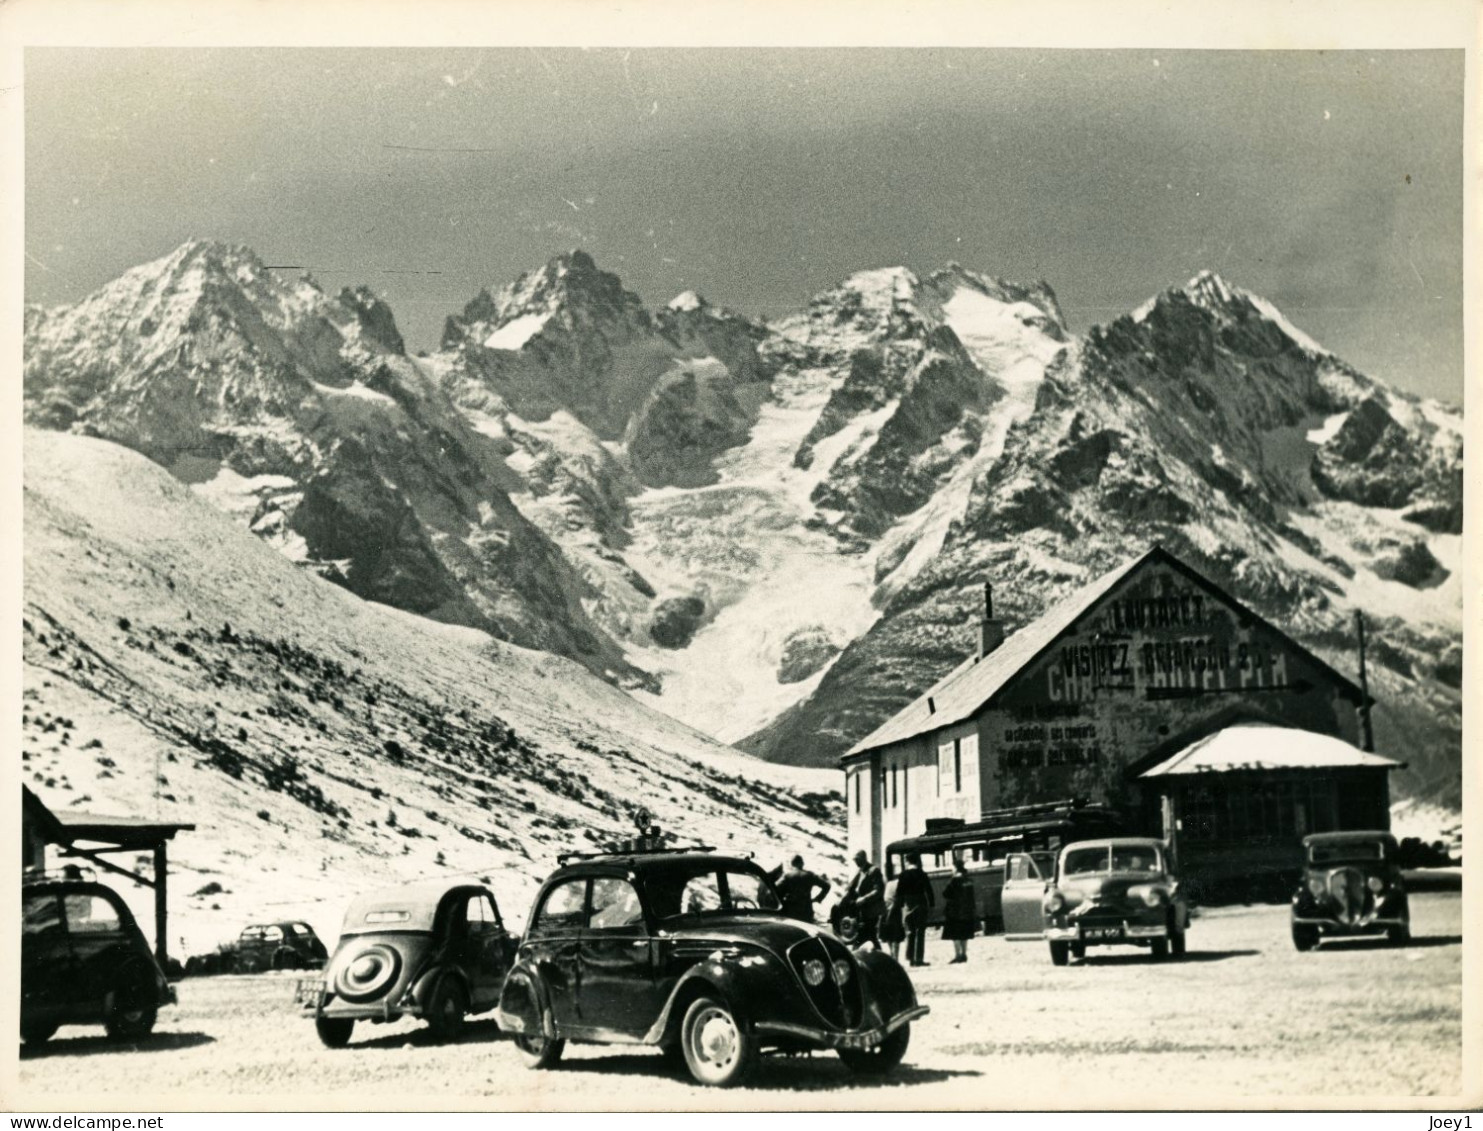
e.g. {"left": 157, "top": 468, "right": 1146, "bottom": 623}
{"left": 295, "top": 978, "right": 325, "bottom": 1005}
{"left": 842, "top": 1032, "right": 881, "bottom": 1050}
{"left": 1083, "top": 926, "right": 1122, "bottom": 940}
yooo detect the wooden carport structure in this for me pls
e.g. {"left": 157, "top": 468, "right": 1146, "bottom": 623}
{"left": 22, "top": 787, "right": 195, "bottom": 968}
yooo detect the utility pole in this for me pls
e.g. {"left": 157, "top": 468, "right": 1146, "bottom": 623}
{"left": 1355, "top": 610, "right": 1374, "bottom": 753}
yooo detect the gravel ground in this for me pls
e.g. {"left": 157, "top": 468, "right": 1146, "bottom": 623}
{"left": 15, "top": 891, "right": 1464, "bottom": 1110}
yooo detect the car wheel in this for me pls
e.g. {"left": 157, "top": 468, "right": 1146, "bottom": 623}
{"left": 104, "top": 975, "right": 158, "bottom": 1041}
{"left": 425, "top": 976, "right": 468, "bottom": 1042}
{"left": 272, "top": 951, "right": 290, "bottom": 972}
{"left": 315, "top": 1017, "right": 354, "bottom": 1048}
{"left": 1049, "top": 941, "right": 1070, "bottom": 966}
{"left": 1291, "top": 923, "right": 1319, "bottom": 952}
{"left": 514, "top": 1032, "right": 565, "bottom": 1070}
{"left": 1070, "top": 942, "right": 1086, "bottom": 961}
{"left": 20, "top": 1020, "right": 58, "bottom": 1046}
{"left": 1150, "top": 939, "right": 1170, "bottom": 961}
{"left": 681, "top": 996, "right": 756, "bottom": 1087}
{"left": 839, "top": 1024, "right": 910, "bottom": 1075}
{"left": 1387, "top": 923, "right": 1411, "bottom": 945}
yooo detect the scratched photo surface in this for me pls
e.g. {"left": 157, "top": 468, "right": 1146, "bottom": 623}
{"left": 9, "top": 18, "right": 1471, "bottom": 1115}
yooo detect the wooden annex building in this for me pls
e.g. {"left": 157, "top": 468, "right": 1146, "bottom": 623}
{"left": 839, "top": 545, "right": 1402, "bottom": 892}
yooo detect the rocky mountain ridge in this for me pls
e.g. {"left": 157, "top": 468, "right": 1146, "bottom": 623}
{"left": 24, "top": 246, "right": 1464, "bottom": 807}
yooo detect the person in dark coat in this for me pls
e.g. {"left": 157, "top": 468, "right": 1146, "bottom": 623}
{"left": 836, "top": 850, "right": 886, "bottom": 949}
{"left": 767, "top": 855, "right": 831, "bottom": 922}
{"left": 896, "top": 853, "right": 935, "bottom": 967}
{"left": 941, "top": 855, "right": 979, "bottom": 963}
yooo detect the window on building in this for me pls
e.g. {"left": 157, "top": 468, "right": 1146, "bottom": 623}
{"left": 851, "top": 771, "right": 860, "bottom": 814}
{"left": 891, "top": 764, "right": 899, "bottom": 808}
{"left": 954, "top": 738, "right": 963, "bottom": 793}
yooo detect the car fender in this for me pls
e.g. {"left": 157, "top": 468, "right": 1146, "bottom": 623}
{"left": 496, "top": 962, "right": 554, "bottom": 1037}
{"left": 408, "top": 962, "right": 469, "bottom": 1013}
{"left": 643, "top": 955, "right": 778, "bottom": 1047}
{"left": 854, "top": 949, "right": 917, "bottom": 1020}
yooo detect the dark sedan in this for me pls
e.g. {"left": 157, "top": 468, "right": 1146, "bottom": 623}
{"left": 496, "top": 843, "right": 927, "bottom": 1087}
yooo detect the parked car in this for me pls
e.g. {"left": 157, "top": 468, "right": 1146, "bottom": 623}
{"left": 496, "top": 837, "right": 928, "bottom": 1087}
{"left": 1000, "top": 837, "right": 1190, "bottom": 965}
{"left": 296, "top": 879, "right": 517, "bottom": 1047}
{"left": 21, "top": 872, "right": 176, "bottom": 1045}
{"left": 232, "top": 921, "right": 328, "bottom": 973}
{"left": 1290, "top": 830, "right": 1410, "bottom": 950}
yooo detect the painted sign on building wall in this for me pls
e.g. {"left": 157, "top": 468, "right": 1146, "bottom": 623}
{"left": 982, "top": 563, "right": 1360, "bottom": 812}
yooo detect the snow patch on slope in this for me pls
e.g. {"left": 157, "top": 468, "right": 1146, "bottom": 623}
{"left": 483, "top": 312, "right": 549, "bottom": 351}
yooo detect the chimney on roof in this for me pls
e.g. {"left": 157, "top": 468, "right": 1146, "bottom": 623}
{"left": 979, "top": 582, "right": 1005, "bottom": 659}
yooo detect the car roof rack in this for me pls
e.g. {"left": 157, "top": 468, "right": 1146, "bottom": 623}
{"left": 557, "top": 824, "right": 716, "bottom": 866}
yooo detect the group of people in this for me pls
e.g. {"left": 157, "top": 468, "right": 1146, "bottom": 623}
{"left": 773, "top": 850, "right": 979, "bottom": 967}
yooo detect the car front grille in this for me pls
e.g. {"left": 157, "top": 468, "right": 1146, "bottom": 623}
{"left": 1325, "top": 868, "right": 1372, "bottom": 925}
{"left": 787, "top": 936, "right": 862, "bottom": 1029}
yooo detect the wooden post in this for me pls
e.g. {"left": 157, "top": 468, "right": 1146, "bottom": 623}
{"left": 154, "top": 843, "right": 169, "bottom": 970}
{"left": 1356, "top": 610, "right": 1374, "bottom": 753}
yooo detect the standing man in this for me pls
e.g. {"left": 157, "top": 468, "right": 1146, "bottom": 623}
{"left": 768, "top": 855, "right": 832, "bottom": 922}
{"left": 896, "top": 853, "right": 935, "bottom": 967}
{"left": 836, "top": 850, "right": 886, "bottom": 949}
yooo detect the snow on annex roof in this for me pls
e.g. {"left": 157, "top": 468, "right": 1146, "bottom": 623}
{"left": 1137, "top": 724, "right": 1403, "bottom": 778}
{"left": 840, "top": 545, "right": 1366, "bottom": 764}
{"left": 842, "top": 549, "right": 1154, "bottom": 762}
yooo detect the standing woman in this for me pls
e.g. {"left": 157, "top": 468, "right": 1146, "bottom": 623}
{"left": 941, "top": 855, "right": 979, "bottom": 964}
{"left": 879, "top": 870, "right": 905, "bottom": 962}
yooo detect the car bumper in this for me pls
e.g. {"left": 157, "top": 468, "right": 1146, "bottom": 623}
{"left": 1292, "top": 915, "right": 1408, "bottom": 932}
{"left": 1045, "top": 920, "right": 1167, "bottom": 942}
{"left": 754, "top": 1004, "right": 928, "bottom": 1050}
{"left": 295, "top": 978, "right": 419, "bottom": 1022}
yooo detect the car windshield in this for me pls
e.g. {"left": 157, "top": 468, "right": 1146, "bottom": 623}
{"left": 1062, "top": 845, "right": 1161, "bottom": 876}
{"left": 644, "top": 862, "right": 782, "bottom": 919}
{"left": 1310, "top": 841, "right": 1386, "bottom": 865}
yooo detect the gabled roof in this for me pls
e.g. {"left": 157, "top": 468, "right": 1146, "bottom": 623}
{"left": 843, "top": 549, "right": 1151, "bottom": 761}
{"left": 841, "top": 545, "right": 1366, "bottom": 764}
{"left": 1136, "top": 724, "right": 1402, "bottom": 777}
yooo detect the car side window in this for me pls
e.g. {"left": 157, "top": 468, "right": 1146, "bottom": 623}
{"left": 1006, "top": 854, "right": 1042, "bottom": 883}
{"left": 589, "top": 878, "right": 644, "bottom": 931}
{"left": 24, "top": 894, "right": 64, "bottom": 938}
{"left": 465, "top": 893, "right": 501, "bottom": 935}
{"left": 533, "top": 879, "right": 588, "bottom": 932}
{"left": 65, "top": 893, "right": 121, "bottom": 934}
{"left": 264, "top": 925, "right": 285, "bottom": 942}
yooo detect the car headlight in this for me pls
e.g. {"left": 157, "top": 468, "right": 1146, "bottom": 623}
{"left": 1142, "top": 887, "right": 1166, "bottom": 907}
{"left": 831, "top": 958, "right": 852, "bottom": 984}
{"left": 1307, "top": 877, "right": 1326, "bottom": 897}
{"left": 1366, "top": 876, "right": 1385, "bottom": 893}
{"left": 1045, "top": 891, "right": 1066, "bottom": 913}
{"left": 802, "top": 958, "right": 827, "bottom": 986}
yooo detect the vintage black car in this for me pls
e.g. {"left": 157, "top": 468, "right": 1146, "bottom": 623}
{"left": 1000, "top": 837, "right": 1190, "bottom": 964}
{"left": 21, "top": 873, "right": 176, "bottom": 1045}
{"left": 496, "top": 840, "right": 928, "bottom": 1087}
{"left": 1291, "top": 831, "right": 1410, "bottom": 950}
{"left": 297, "top": 879, "right": 517, "bottom": 1047}
{"left": 189, "top": 920, "right": 328, "bottom": 976}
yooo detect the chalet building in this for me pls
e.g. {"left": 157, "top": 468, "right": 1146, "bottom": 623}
{"left": 840, "top": 546, "right": 1402, "bottom": 890}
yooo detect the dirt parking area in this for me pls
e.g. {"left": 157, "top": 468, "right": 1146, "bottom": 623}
{"left": 15, "top": 891, "right": 1464, "bottom": 1109}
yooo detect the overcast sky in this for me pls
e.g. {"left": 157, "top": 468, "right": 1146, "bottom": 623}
{"left": 25, "top": 47, "right": 1463, "bottom": 403}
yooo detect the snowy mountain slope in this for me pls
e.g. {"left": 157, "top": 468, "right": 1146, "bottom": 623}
{"left": 22, "top": 241, "right": 646, "bottom": 689}
{"left": 25, "top": 243, "right": 1462, "bottom": 814}
{"left": 22, "top": 429, "right": 843, "bottom": 957}
{"left": 745, "top": 272, "right": 1461, "bottom": 808}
